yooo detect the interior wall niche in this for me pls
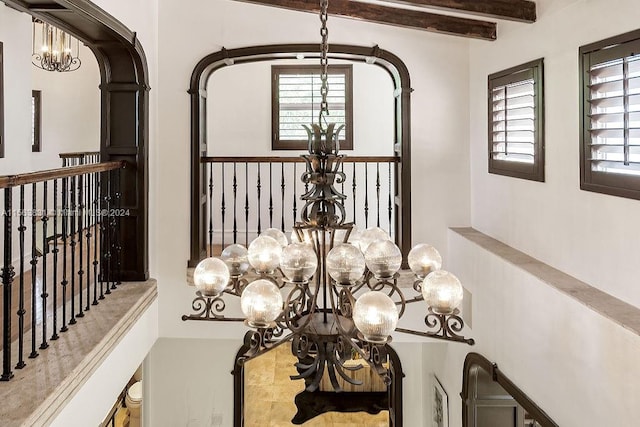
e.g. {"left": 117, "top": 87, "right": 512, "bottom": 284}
{"left": 461, "top": 353, "right": 558, "bottom": 427}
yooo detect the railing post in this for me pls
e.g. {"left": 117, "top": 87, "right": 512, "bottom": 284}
{"left": 1, "top": 187, "right": 14, "bottom": 381}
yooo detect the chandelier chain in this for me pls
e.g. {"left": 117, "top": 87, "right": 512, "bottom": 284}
{"left": 319, "top": 0, "right": 330, "bottom": 127}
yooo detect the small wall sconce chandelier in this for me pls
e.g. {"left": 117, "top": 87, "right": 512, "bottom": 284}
{"left": 32, "top": 19, "right": 81, "bottom": 72}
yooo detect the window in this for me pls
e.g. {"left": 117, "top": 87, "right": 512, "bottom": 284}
{"left": 580, "top": 30, "right": 640, "bottom": 199}
{"left": 488, "top": 59, "right": 544, "bottom": 181}
{"left": 0, "top": 41, "right": 4, "bottom": 158}
{"left": 272, "top": 64, "right": 353, "bottom": 150}
{"left": 32, "top": 90, "right": 41, "bottom": 152}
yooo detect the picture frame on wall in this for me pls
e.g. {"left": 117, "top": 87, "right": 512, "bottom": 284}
{"left": 433, "top": 375, "right": 449, "bottom": 427}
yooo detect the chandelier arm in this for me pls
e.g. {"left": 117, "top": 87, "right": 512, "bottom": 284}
{"left": 236, "top": 330, "right": 296, "bottom": 365}
{"left": 394, "top": 327, "right": 475, "bottom": 346}
{"left": 283, "top": 283, "right": 320, "bottom": 333}
{"left": 326, "top": 281, "right": 357, "bottom": 337}
{"left": 181, "top": 292, "right": 246, "bottom": 322}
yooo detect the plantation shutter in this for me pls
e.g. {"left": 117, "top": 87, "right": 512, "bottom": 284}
{"left": 586, "top": 48, "right": 640, "bottom": 177}
{"left": 272, "top": 65, "right": 353, "bottom": 150}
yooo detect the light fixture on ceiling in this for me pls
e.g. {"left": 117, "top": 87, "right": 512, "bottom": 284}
{"left": 182, "top": 0, "right": 473, "bottom": 391}
{"left": 32, "top": 19, "right": 81, "bottom": 72}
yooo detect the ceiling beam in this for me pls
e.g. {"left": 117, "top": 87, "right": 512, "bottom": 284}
{"left": 383, "top": 0, "right": 536, "bottom": 23}
{"left": 232, "top": 0, "right": 497, "bottom": 41}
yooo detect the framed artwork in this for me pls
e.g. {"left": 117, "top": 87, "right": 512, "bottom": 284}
{"left": 433, "top": 375, "right": 449, "bottom": 427}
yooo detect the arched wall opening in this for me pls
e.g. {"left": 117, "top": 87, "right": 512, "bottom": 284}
{"left": 189, "top": 43, "right": 412, "bottom": 267}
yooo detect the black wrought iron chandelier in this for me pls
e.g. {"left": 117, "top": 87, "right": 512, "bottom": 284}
{"left": 32, "top": 19, "right": 81, "bottom": 72}
{"left": 183, "top": 0, "right": 473, "bottom": 392}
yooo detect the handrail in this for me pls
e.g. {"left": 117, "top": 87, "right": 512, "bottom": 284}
{"left": 0, "top": 161, "right": 125, "bottom": 189}
{"left": 59, "top": 151, "right": 101, "bottom": 159}
{"left": 201, "top": 155, "right": 398, "bottom": 163}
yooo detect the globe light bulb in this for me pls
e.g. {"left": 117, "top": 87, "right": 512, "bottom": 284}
{"left": 193, "top": 257, "right": 230, "bottom": 297}
{"left": 280, "top": 242, "right": 318, "bottom": 283}
{"left": 358, "top": 227, "right": 391, "bottom": 253}
{"left": 220, "top": 244, "right": 250, "bottom": 276}
{"left": 248, "top": 235, "right": 282, "bottom": 274}
{"left": 364, "top": 240, "right": 402, "bottom": 279}
{"left": 262, "top": 228, "right": 289, "bottom": 247}
{"left": 326, "top": 243, "right": 366, "bottom": 285}
{"left": 353, "top": 291, "right": 398, "bottom": 343}
{"left": 407, "top": 244, "right": 442, "bottom": 278}
{"left": 422, "top": 270, "right": 464, "bottom": 314}
{"left": 240, "top": 279, "right": 283, "bottom": 328}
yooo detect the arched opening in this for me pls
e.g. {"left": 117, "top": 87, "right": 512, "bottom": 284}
{"left": 233, "top": 340, "right": 404, "bottom": 426}
{"left": 1, "top": 0, "right": 150, "bottom": 281}
{"left": 188, "top": 44, "right": 412, "bottom": 267}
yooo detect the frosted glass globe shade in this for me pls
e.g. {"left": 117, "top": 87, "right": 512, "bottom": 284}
{"left": 240, "top": 279, "right": 283, "bottom": 328}
{"left": 193, "top": 257, "right": 230, "bottom": 297}
{"left": 220, "top": 244, "right": 250, "bottom": 276}
{"left": 422, "top": 270, "right": 464, "bottom": 314}
{"left": 407, "top": 244, "right": 442, "bottom": 278}
{"left": 364, "top": 240, "right": 402, "bottom": 279}
{"left": 358, "top": 227, "right": 391, "bottom": 253}
{"left": 280, "top": 243, "right": 318, "bottom": 283}
{"left": 348, "top": 226, "right": 362, "bottom": 248}
{"left": 326, "top": 243, "right": 366, "bottom": 285}
{"left": 353, "top": 291, "right": 398, "bottom": 343}
{"left": 262, "top": 228, "right": 289, "bottom": 247}
{"left": 248, "top": 235, "right": 282, "bottom": 274}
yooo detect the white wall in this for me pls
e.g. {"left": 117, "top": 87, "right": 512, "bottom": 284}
{"left": 146, "top": 337, "right": 427, "bottom": 427}
{"left": 436, "top": 230, "right": 640, "bottom": 427}
{"left": 208, "top": 60, "right": 394, "bottom": 157}
{"left": 469, "top": 0, "right": 640, "bottom": 308}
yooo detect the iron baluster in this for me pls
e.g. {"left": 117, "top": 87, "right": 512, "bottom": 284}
{"left": 1, "top": 188, "right": 15, "bottom": 380}
{"left": 376, "top": 162, "right": 381, "bottom": 227}
{"left": 114, "top": 168, "right": 122, "bottom": 287}
{"left": 293, "top": 162, "right": 297, "bottom": 225}
{"left": 352, "top": 162, "right": 356, "bottom": 225}
{"left": 257, "top": 162, "right": 261, "bottom": 236}
{"left": 51, "top": 179, "right": 60, "bottom": 339}
{"left": 93, "top": 170, "right": 99, "bottom": 305}
{"left": 61, "top": 177, "right": 69, "bottom": 331}
{"left": 233, "top": 162, "right": 237, "bottom": 244}
{"left": 69, "top": 176, "right": 77, "bottom": 323}
{"left": 221, "top": 164, "right": 225, "bottom": 249}
{"left": 281, "top": 162, "right": 285, "bottom": 232}
{"left": 77, "top": 174, "right": 84, "bottom": 318}
{"left": 364, "top": 163, "right": 369, "bottom": 228}
{"left": 85, "top": 172, "right": 92, "bottom": 310}
{"left": 40, "top": 181, "right": 49, "bottom": 349}
{"left": 16, "top": 186, "right": 26, "bottom": 367}
{"left": 269, "top": 163, "right": 273, "bottom": 229}
{"left": 29, "top": 183, "right": 38, "bottom": 358}
{"left": 245, "top": 162, "right": 249, "bottom": 246}
{"left": 208, "top": 163, "right": 213, "bottom": 257}
{"left": 388, "top": 162, "right": 392, "bottom": 235}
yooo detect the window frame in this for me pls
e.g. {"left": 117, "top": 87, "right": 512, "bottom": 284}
{"left": 580, "top": 29, "right": 640, "bottom": 200}
{"left": 271, "top": 64, "right": 353, "bottom": 151}
{"left": 32, "top": 90, "right": 41, "bottom": 152}
{"left": 487, "top": 58, "right": 545, "bottom": 181}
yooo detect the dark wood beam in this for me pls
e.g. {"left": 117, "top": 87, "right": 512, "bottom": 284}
{"left": 232, "top": 0, "right": 496, "bottom": 41}
{"left": 384, "top": 0, "right": 536, "bottom": 23}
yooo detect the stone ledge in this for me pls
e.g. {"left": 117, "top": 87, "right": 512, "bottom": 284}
{"left": 451, "top": 227, "right": 640, "bottom": 337}
{"left": 0, "top": 280, "right": 157, "bottom": 427}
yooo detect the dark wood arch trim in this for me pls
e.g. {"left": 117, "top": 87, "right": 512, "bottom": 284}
{"left": 232, "top": 341, "right": 405, "bottom": 426}
{"left": 1, "top": 0, "right": 149, "bottom": 280}
{"left": 461, "top": 352, "right": 558, "bottom": 427}
{"left": 188, "top": 43, "right": 412, "bottom": 267}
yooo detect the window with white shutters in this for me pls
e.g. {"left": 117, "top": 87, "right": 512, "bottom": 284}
{"left": 581, "top": 31, "right": 640, "bottom": 199}
{"left": 272, "top": 64, "right": 353, "bottom": 150}
{"left": 488, "top": 59, "right": 544, "bottom": 181}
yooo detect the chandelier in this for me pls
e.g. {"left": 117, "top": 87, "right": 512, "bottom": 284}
{"left": 32, "top": 19, "right": 81, "bottom": 72}
{"left": 183, "top": 0, "right": 473, "bottom": 392}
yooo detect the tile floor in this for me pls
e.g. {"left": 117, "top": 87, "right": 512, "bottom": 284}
{"left": 244, "top": 344, "right": 389, "bottom": 427}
